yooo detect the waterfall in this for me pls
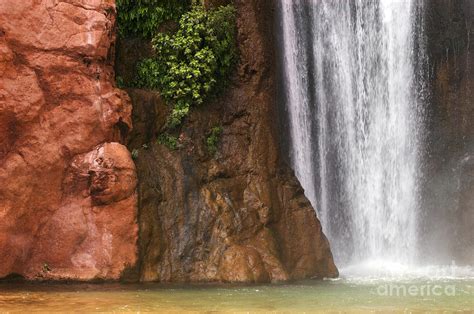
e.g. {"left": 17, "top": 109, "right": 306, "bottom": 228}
{"left": 279, "top": 0, "right": 426, "bottom": 275}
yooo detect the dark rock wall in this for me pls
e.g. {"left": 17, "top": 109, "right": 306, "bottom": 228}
{"left": 421, "top": 0, "right": 473, "bottom": 264}
{"left": 119, "top": 0, "right": 338, "bottom": 282}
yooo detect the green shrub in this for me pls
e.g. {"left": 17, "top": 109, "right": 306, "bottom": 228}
{"left": 158, "top": 133, "right": 179, "bottom": 150}
{"left": 206, "top": 126, "right": 223, "bottom": 155}
{"left": 135, "top": 58, "right": 161, "bottom": 89}
{"left": 131, "top": 148, "right": 139, "bottom": 159}
{"left": 116, "top": 0, "right": 191, "bottom": 38}
{"left": 135, "top": 4, "right": 237, "bottom": 128}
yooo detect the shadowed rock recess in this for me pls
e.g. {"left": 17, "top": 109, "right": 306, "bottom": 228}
{"left": 120, "top": 0, "right": 337, "bottom": 283}
{"left": 421, "top": 0, "right": 474, "bottom": 265}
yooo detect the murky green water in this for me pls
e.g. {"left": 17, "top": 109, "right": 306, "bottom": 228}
{"left": 0, "top": 279, "right": 472, "bottom": 313}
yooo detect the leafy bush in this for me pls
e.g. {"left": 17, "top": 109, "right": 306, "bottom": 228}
{"left": 206, "top": 126, "right": 223, "bottom": 155}
{"left": 158, "top": 133, "right": 179, "bottom": 150}
{"left": 135, "top": 4, "right": 237, "bottom": 128}
{"left": 135, "top": 58, "right": 161, "bottom": 89}
{"left": 116, "top": 0, "right": 191, "bottom": 38}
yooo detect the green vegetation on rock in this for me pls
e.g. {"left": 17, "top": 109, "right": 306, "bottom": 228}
{"left": 158, "top": 133, "right": 179, "bottom": 150}
{"left": 116, "top": 1, "right": 237, "bottom": 151}
{"left": 135, "top": 4, "right": 237, "bottom": 128}
{"left": 116, "top": 0, "right": 191, "bottom": 38}
{"left": 206, "top": 126, "right": 223, "bottom": 155}
{"left": 115, "top": 75, "right": 125, "bottom": 88}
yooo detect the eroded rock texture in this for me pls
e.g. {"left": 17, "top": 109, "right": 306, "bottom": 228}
{"left": 121, "top": 0, "right": 337, "bottom": 282}
{"left": 0, "top": 0, "right": 137, "bottom": 280}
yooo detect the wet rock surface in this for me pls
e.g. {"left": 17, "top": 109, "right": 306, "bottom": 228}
{"left": 422, "top": 0, "right": 474, "bottom": 264}
{"left": 0, "top": 0, "right": 137, "bottom": 280}
{"left": 121, "top": 0, "right": 338, "bottom": 282}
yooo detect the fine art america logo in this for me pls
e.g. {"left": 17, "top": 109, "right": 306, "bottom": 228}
{"left": 376, "top": 284, "right": 473, "bottom": 297}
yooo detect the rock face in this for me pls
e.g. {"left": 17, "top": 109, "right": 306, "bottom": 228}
{"left": 121, "top": 0, "right": 337, "bottom": 282}
{"left": 0, "top": 1, "right": 137, "bottom": 280}
{"left": 421, "top": 0, "right": 474, "bottom": 264}
{"left": 0, "top": 0, "right": 336, "bottom": 282}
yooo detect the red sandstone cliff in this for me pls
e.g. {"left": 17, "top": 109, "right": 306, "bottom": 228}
{"left": 0, "top": 0, "right": 137, "bottom": 280}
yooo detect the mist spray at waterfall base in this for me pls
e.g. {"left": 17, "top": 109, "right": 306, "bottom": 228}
{"left": 279, "top": 0, "right": 473, "bottom": 280}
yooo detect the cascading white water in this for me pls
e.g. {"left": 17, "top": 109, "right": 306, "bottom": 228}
{"left": 280, "top": 0, "right": 426, "bottom": 276}
{"left": 280, "top": 2, "right": 318, "bottom": 208}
